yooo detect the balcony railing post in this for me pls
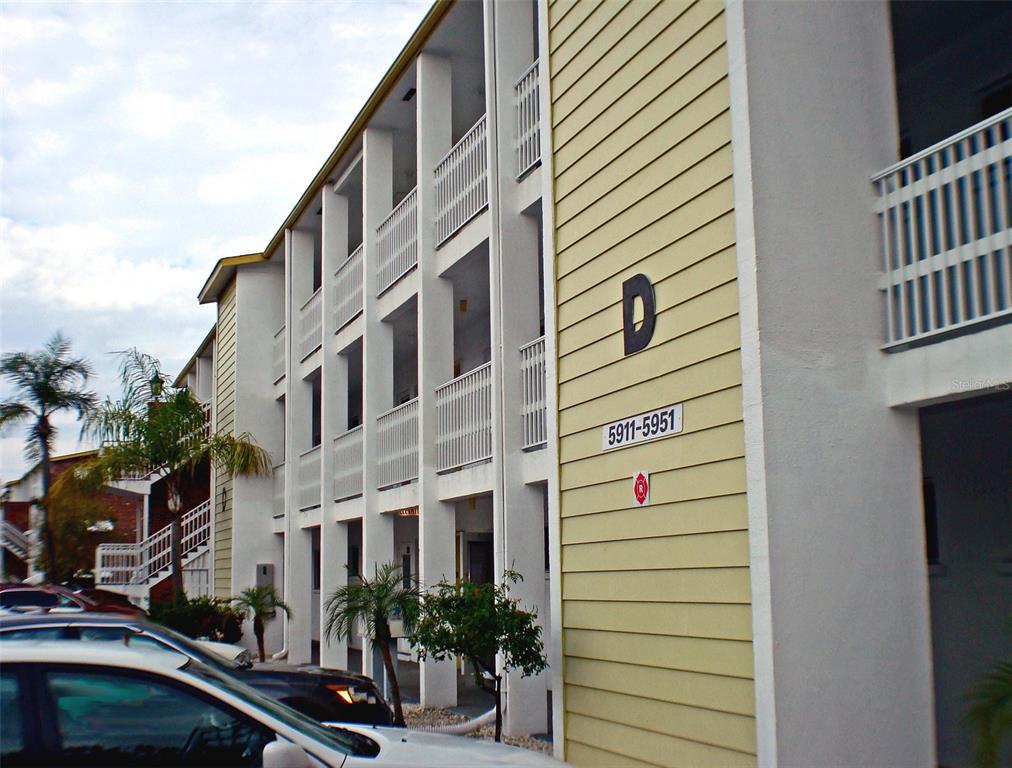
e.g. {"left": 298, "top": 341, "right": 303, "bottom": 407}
{"left": 334, "top": 244, "right": 364, "bottom": 331}
{"left": 435, "top": 363, "right": 493, "bottom": 472}
{"left": 376, "top": 399, "right": 419, "bottom": 489}
{"left": 435, "top": 116, "right": 489, "bottom": 246}
{"left": 273, "top": 326, "right": 286, "bottom": 383}
{"left": 333, "top": 426, "right": 364, "bottom": 501}
{"left": 376, "top": 188, "right": 418, "bottom": 294}
{"left": 514, "top": 60, "right": 541, "bottom": 178}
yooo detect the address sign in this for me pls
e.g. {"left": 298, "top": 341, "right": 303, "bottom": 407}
{"left": 601, "top": 403, "right": 683, "bottom": 451}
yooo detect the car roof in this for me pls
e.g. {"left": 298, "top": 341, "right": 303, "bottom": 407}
{"left": 0, "top": 640, "right": 189, "bottom": 672}
{"left": 0, "top": 612, "right": 147, "bottom": 628}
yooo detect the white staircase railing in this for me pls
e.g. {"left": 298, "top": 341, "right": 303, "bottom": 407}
{"left": 515, "top": 60, "right": 541, "bottom": 178}
{"left": 874, "top": 107, "right": 1012, "bottom": 347}
{"left": 436, "top": 363, "right": 493, "bottom": 472}
{"left": 520, "top": 336, "right": 547, "bottom": 449}
{"left": 0, "top": 521, "right": 30, "bottom": 560}
{"left": 334, "top": 244, "right": 364, "bottom": 331}
{"left": 377, "top": 398, "right": 419, "bottom": 489}
{"left": 333, "top": 426, "right": 364, "bottom": 501}
{"left": 95, "top": 499, "right": 211, "bottom": 586}
{"left": 377, "top": 188, "right": 418, "bottom": 294}
{"left": 435, "top": 115, "right": 488, "bottom": 246}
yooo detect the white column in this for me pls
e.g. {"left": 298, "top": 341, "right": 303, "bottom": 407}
{"left": 285, "top": 228, "right": 316, "bottom": 665}
{"left": 321, "top": 184, "right": 351, "bottom": 670}
{"left": 484, "top": 0, "right": 547, "bottom": 736}
{"left": 361, "top": 127, "right": 396, "bottom": 679}
{"left": 416, "top": 50, "right": 458, "bottom": 708}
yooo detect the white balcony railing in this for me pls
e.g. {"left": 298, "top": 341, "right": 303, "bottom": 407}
{"left": 874, "top": 107, "right": 1012, "bottom": 347}
{"left": 298, "top": 289, "right": 323, "bottom": 361}
{"left": 333, "top": 426, "right": 364, "bottom": 501}
{"left": 377, "top": 398, "right": 418, "bottom": 489}
{"left": 377, "top": 188, "right": 418, "bottom": 294}
{"left": 515, "top": 60, "right": 541, "bottom": 179}
{"left": 272, "top": 463, "right": 285, "bottom": 519}
{"left": 436, "top": 363, "right": 493, "bottom": 472}
{"left": 520, "top": 336, "right": 547, "bottom": 449}
{"left": 273, "top": 325, "right": 285, "bottom": 383}
{"left": 435, "top": 115, "right": 488, "bottom": 246}
{"left": 298, "top": 445, "right": 321, "bottom": 510}
{"left": 334, "top": 244, "right": 364, "bottom": 332}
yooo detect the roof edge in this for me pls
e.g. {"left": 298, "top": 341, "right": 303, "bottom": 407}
{"left": 197, "top": 252, "right": 265, "bottom": 305}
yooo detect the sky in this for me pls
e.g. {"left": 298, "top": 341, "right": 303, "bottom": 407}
{"left": 0, "top": 0, "right": 431, "bottom": 482}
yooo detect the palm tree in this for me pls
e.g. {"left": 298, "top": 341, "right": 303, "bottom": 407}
{"left": 69, "top": 349, "right": 271, "bottom": 601}
{"left": 324, "top": 562, "right": 420, "bottom": 726}
{"left": 0, "top": 333, "right": 97, "bottom": 578}
{"left": 969, "top": 617, "right": 1012, "bottom": 768}
{"left": 233, "top": 585, "right": 291, "bottom": 663}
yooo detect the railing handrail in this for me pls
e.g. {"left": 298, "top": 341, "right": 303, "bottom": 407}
{"left": 334, "top": 424, "right": 364, "bottom": 442}
{"left": 0, "top": 520, "right": 30, "bottom": 551}
{"left": 519, "top": 334, "right": 546, "bottom": 354}
{"left": 299, "top": 444, "right": 322, "bottom": 459}
{"left": 377, "top": 397, "right": 419, "bottom": 422}
{"left": 334, "top": 243, "right": 364, "bottom": 278}
{"left": 274, "top": 325, "right": 285, "bottom": 338}
{"left": 377, "top": 186, "right": 417, "bottom": 234}
{"left": 436, "top": 361, "right": 492, "bottom": 396}
{"left": 436, "top": 114, "right": 488, "bottom": 171}
{"left": 514, "top": 58, "right": 539, "bottom": 90}
{"left": 299, "top": 286, "right": 323, "bottom": 313}
{"left": 872, "top": 106, "right": 1012, "bottom": 180}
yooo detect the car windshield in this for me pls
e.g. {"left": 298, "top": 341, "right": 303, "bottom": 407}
{"left": 182, "top": 659, "right": 356, "bottom": 755}
{"left": 136, "top": 623, "right": 243, "bottom": 671}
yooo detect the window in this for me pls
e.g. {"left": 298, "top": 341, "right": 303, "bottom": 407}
{"left": 0, "top": 590, "right": 58, "bottom": 608}
{"left": 0, "top": 672, "right": 23, "bottom": 759}
{"left": 45, "top": 668, "right": 272, "bottom": 766}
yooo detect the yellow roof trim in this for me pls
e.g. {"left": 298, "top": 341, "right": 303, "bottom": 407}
{"left": 197, "top": 252, "right": 265, "bottom": 304}
{"left": 172, "top": 325, "right": 217, "bottom": 388}
{"left": 259, "top": 0, "right": 453, "bottom": 260}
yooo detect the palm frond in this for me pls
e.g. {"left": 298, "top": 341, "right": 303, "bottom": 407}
{"left": 208, "top": 432, "right": 273, "bottom": 477}
{"left": 969, "top": 659, "right": 1012, "bottom": 768}
{"left": 0, "top": 401, "right": 34, "bottom": 429}
{"left": 233, "top": 585, "right": 291, "bottom": 619}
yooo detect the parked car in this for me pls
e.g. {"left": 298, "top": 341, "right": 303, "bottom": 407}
{"left": 0, "top": 613, "right": 392, "bottom": 726}
{"left": 0, "top": 642, "right": 563, "bottom": 767}
{"left": 0, "top": 583, "right": 144, "bottom": 616}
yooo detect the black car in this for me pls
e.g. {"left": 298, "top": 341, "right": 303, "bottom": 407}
{"left": 0, "top": 612, "right": 394, "bottom": 726}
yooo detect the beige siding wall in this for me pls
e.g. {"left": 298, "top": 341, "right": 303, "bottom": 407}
{"left": 547, "top": 1, "right": 753, "bottom": 765}
{"left": 213, "top": 279, "right": 237, "bottom": 598}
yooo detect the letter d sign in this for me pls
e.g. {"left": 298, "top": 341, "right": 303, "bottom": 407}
{"left": 622, "top": 273, "right": 656, "bottom": 355}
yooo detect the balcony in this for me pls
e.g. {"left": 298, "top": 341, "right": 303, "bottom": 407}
{"left": 297, "top": 446, "right": 321, "bottom": 510}
{"left": 874, "top": 108, "right": 1011, "bottom": 348}
{"left": 377, "top": 188, "right": 418, "bottom": 295}
{"left": 272, "top": 463, "right": 285, "bottom": 519}
{"left": 435, "top": 362, "right": 492, "bottom": 472}
{"left": 334, "top": 244, "right": 363, "bottom": 332}
{"left": 520, "top": 336, "right": 547, "bottom": 449}
{"left": 298, "top": 289, "right": 322, "bottom": 362}
{"left": 273, "top": 326, "right": 285, "bottom": 383}
{"left": 514, "top": 60, "right": 541, "bottom": 179}
{"left": 435, "top": 115, "right": 488, "bottom": 246}
{"left": 377, "top": 398, "right": 418, "bottom": 489}
{"left": 333, "top": 426, "right": 363, "bottom": 501}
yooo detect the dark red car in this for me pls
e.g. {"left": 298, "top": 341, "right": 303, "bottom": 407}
{"left": 0, "top": 584, "right": 144, "bottom": 616}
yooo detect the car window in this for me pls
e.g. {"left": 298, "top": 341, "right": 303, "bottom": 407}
{"left": 0, "top": 627, "right": 66, "bottom": 640}
{"left": 0, "top": 590, "right": 58, "bottom": 607}
{"left": 0, "top": 671, "right": 24, "bottom": 759}
{"left": 45, "top": 668, "right": 273, "bottom": 767}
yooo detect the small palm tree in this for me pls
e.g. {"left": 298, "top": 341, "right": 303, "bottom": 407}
{"left": 324, "top": 562, "right": 420, "bottom": 726}
{"left": 0, "top": 333, "right": 97, "bottom": 577}
{"left": 69, "top": 349, "right": 272, "bottom": 601}
{"left": 233, "top": 585, "right": 291, "bottom": 663}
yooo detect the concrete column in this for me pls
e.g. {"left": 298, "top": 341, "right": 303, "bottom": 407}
{"left": 320, "top": 184, "right": 351, "bottom": 670}
{"left": 415, "top": 50, "right": 458, "bottom": 708}
{"left": 285, "top": 228, "right": 316, "bottom": 665}
{"left": 484, "top": 0, "right": 547, "bottom": 736}
{"left": 361, "top": 127, "right": 396, "bottom": 678}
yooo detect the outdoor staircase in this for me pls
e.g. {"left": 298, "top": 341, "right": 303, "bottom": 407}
{"left": 1, "top": 520, "right": 30, "bottom": 561}
{"left": 95, "top": 499, "right": 212, "bottom": 605}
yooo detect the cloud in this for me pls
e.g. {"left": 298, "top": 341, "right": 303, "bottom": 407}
{"left": 197, "top": 152, "right": 322, "bottom": 206}
{"left": 0, "top": 14, "right": 69, "bottom": 49}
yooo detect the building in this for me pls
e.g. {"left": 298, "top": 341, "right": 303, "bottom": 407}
{"left": 182, "top": 0, "right": 1011, "bottom": 765}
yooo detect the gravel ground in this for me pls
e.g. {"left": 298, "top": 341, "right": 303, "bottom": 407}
{"left": 403, "top": 705, "right": 553, "bottom": 754}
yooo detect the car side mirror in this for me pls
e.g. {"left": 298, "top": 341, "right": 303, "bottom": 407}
{"left": 263, "top": 739, "right": 311, "bottom": 768}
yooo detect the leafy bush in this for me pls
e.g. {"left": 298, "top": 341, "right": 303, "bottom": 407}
{"left": 149, "top": 596, "right": 243, "bottom": 643}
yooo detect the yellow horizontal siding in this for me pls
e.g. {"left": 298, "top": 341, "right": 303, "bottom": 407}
{"left": 550, "top": 0, "right": 647, "bottom": 82}
{"left": 214, "top": 279, "right": 237, "bottom": 599}
{"left": 566, "top": 742, "right": 657, "bottom": 768}
{"left": 563, "top": 567, "right": 751, "bottom": 604}
{"left": 562, "top": 530, "right": 750, "bottom": 573}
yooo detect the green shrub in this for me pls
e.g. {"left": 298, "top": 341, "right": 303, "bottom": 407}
{"left": 150, "top": 596, "right": 244, "bottom": 643}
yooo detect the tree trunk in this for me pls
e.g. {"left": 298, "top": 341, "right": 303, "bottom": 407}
{"left": 494, "top": 675, "right": 503, "bottom": 742}
{"left": 378, "top": 627, "right": 405, "bottom": 726}
{"left": 254, "top": 615, "right": 266, "bottom": 663}
{"left": 38, "top": 418, "right": 57, "bottom": 582}
{"left": 167, "top": 483, "right": 184, "bottom": 602}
